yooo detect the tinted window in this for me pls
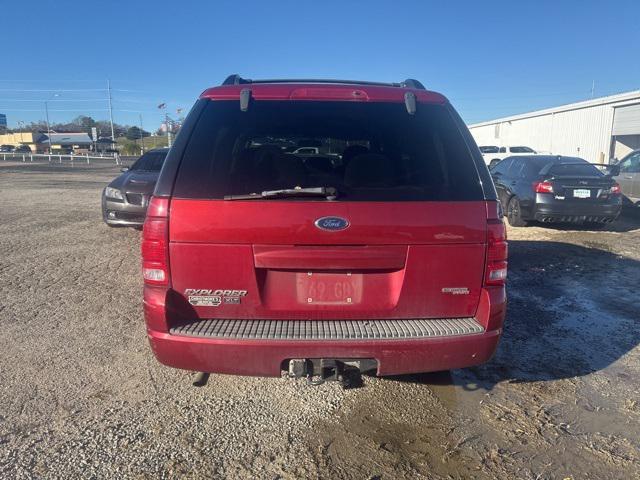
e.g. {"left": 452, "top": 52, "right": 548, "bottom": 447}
{"left": 491, "top": 158, "right": 512, "bottom": 175}
{"left": 509, "top": 146, "right": 535, "bottom": 153}
{"left": 507, "top": 158, "right": 524, "bottom": 177}
{"left": 174, "top": 100, "right": 484, "bottom": 201}
{"left": 480, "top": 146, "right": 499, "bottom": 153}
{"left": 548, "top": 161, "right": 603, "bottom": 177}
{"left": 620, "top": 152, "right": 640, "bottom": 173}
{"left": 130, "top": 151, "right": 166, "bottom": 171}
{"left": 499, "top": 147, "right": 506, "bottom": 153}
{"left": 522, "top": 160, "right": 542, "bottom": 177}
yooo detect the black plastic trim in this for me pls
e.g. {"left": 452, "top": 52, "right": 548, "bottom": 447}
{"left": 221, "top": 75, "right": 426, "bottom": 90}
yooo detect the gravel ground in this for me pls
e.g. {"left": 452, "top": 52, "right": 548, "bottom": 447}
{"left": 0, "top": 161, "right": 639, "bottom": 479}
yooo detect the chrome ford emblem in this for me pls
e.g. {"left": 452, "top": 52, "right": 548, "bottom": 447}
{"left": 314, "top": 216, "right": 350, "bottom": 231}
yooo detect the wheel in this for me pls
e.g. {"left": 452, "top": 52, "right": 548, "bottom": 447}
{"left": 506, "top": 196, "right": 528, "bottom": 227}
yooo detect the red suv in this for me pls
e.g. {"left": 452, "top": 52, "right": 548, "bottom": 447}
{"left": 142, "top": 75, "right": 507, "bottom": 384}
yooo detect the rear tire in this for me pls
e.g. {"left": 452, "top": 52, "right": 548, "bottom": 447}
{"left": 507, "top": 196, "right": 528, "bottom": 227}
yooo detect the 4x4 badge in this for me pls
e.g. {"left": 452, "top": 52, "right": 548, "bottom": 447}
{"left": 314, "top": 216, "right": 350, "bottom": 231}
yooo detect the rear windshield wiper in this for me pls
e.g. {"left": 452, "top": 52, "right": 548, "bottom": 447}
{"left": 224, "top": 186, "right": 338, "bottom": 200}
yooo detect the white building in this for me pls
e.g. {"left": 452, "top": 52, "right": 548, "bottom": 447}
{"left": 468, "top": 90, "right": 640, "bottom": 164}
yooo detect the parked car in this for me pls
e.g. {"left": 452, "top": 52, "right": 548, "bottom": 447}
{"left": 13, "top": 145, "right": 32, "bottom": 153}
{"left": 0, "top": 144, "right": 15, "bottom": 152}
{"left": 612, "top": 149, "right": 640, "bottom": 206}
{"left": 480, "top": 145, "right": 538, "bottom": 168}
{"left": 490, "top": 155, "right": 622, "bottom": 227}
{"left": 142, "top": 75, "right": 507, "bottom": 385}
{"left": 101, "top": 148, "right": 169, "bottom": 227}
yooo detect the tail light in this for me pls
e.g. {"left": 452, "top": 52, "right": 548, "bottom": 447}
{"left": 142, "top": 197, "right": 170, "bottom": 285}
{"left": 533, "top": 181, "right": 554, "bottom": 194}
{"left": 485, "top": 201, "right": 508, "bottom": 286}
{"left": 610, "top": 183, "right": 621, "bottom": 195}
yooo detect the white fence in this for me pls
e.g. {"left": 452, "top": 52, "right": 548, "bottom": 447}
{"left": 0, "top": 152, "right": 121, "bottom": 165}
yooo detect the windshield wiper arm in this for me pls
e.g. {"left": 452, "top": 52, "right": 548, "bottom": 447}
{"left": 224, "top": 186, "right": 337, "bottom": 201}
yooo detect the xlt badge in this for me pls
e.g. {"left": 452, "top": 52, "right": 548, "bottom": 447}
{"left": 185, "top": 289, "right": 247, "bottom": 307}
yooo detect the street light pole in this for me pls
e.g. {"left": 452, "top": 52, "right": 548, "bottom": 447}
{"left": 45, "top": 101, "right": 52, "bottom": 153}
{"left": 44, "top": 93, "right": 59, "bottom": 153}
{"left": 17, "top": 121, "right": 25, "bottom": 144}
{"left": 139, "top": 113, "right": 145, "bottom": 154}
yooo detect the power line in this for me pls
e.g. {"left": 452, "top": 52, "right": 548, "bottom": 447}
{"left": 0, "top": 98, "right": 109, "bottom": 102}
{"left": 0, "top": 88, "right": 108, "bottom": 92}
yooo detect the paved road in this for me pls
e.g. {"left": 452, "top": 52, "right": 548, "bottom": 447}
{"left": 1, "top": 162, "right": 638, "bottom": 479}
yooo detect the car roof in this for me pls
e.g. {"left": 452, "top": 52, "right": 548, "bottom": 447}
{"left": 503, "top": 155, "right": 585, "bottom": 163}
{"left": 199, "top": 75, "right": 447, "bottom": 104}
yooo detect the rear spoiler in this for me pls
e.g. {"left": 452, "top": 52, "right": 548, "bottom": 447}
{"left": 539, "top": 162, "right": 620, "bottom": 177}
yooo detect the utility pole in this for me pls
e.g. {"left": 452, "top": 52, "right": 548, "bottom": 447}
{"left": 107, "top": 79, "right": 116, "bottom": 148}
{"left": 44, "top": 93, "right": 59, "bottom": 153}
{"left": 166, "top": 112, "right": 172, "bottom": 148}
{"left": 17, "top": 120, "right": 25, "bottom": 144}
{"left": 139, "top": 114, "right": 145, "bottom": 154}
{"left": 591, "top": 80, "right": 595, "bottom": 99}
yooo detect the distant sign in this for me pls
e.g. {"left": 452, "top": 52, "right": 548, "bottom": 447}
{"left": 91, "top": 127, "right": 98, "bottom": 140}
{"left": 0, "top": 114, "right": 7, "bottom": 128}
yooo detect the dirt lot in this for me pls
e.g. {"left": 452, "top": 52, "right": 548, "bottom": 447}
{"left": 1, "top": 161, "right": 639, "bottom": 479}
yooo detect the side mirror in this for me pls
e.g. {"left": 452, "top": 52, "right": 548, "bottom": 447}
{"left": 120, "top": 167, "right": 129, "bottom": 172}
{"left": 608, "top": 164, "right": 620, "bottom": 177}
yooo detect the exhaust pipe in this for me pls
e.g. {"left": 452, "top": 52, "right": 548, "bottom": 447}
{"left": 193, "top": 372, "right": 210, "bottom": 387}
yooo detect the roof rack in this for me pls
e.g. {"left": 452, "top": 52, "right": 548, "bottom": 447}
{"left": 222, "top": 74, "right": 425, "bottom": 90}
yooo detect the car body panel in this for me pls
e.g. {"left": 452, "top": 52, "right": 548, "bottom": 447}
{"left": 143, "top": 80, "right": 507, "bottom": 377}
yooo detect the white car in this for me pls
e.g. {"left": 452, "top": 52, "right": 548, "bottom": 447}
{"left": 479, "top": 145, "right": 538, "bottom": 168}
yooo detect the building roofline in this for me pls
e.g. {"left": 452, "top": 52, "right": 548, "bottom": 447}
{"left": 468, "top": 89, "right": 640, "bottom": 128}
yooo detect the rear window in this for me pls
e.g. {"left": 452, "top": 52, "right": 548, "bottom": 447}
{"left": 549, "top": 162, "right": 603, "bottom": 177}
{"left": 509, "top": 146, "right": 535, "bottom": 153}
{"left": 131, "top": 151, "right": 166, "bottom": 171}
{"left": 480, "top": 146, "right": 499, "bottom": 153}
{"left": 173, "top": 100, "right": 484, "bottom": 201}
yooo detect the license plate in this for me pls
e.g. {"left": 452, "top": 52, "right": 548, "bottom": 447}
{"left": 296, "top": 272, "right": 362, "bottom": 305}
{"left": 573, "top": 189, "right": 591, "bottom": 198}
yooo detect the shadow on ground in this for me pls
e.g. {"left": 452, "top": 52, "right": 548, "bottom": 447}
{"left": 391, "top": 238, "right": 640, "bottom": 390}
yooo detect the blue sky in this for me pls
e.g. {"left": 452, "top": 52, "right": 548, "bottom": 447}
{"left": 1, "top": 0, "right": 639, "bottom": 130}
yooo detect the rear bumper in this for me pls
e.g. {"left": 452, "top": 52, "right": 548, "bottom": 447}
{"left": 144, "top": 286, "right": 506, "bottom": 377}
{"left": 532, "top": 194, "right": 621, "bottom": 222}
{"left": 147, "top": 327, "right": 501, "bottom": 376}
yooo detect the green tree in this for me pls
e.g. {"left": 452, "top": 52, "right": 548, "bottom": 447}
{"left": 125, "top": 126, "right": 150, "bottom": 141}
{"left": 72, "top": 115, "right": 96, "bottom": 129}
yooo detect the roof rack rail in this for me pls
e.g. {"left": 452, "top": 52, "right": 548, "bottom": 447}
{"left": 221, "top": 74, "right": 426, "bottom": 90}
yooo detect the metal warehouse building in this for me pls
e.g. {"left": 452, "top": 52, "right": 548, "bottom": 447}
{"left": 468, "top": 90, "right": 640, "bottom": 164}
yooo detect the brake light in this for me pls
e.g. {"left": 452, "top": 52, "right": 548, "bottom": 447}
{"left": 485, "top": 201, "right": 508, "bottom": 286}
{"left": 142, "top": 197, "right": 170, "bottom": 285}
{"left": 534, "top": 181, "right": 554, "bottom": 194}
{"left": 610, "top": 183, "right": 621, "bottom": 195}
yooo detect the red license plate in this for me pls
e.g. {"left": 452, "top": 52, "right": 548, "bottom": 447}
{"left": 296, "top": 272, "right": 363, "bottom": 305}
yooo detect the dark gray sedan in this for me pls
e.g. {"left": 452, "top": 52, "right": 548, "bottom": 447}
{"left": 102, "top": 148, "right": 169, "bottom": 227}
{"left": 490, "top": 155, "right": 622, "bottom": 227}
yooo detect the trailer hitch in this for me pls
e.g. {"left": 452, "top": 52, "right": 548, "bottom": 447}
{"left": 289, "top": 359, "right": 366, "bottom": 389}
